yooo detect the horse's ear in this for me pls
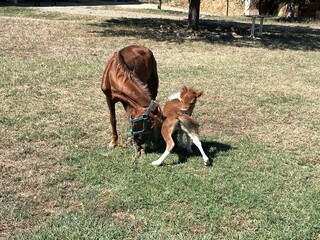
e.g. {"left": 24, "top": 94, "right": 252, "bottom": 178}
{"left": 181, "top": 86, "right": 188, "bottom": 97}
{"left": 152, "top": 101, "right": 161, "bottom": 113}
{"left": 197, "top": 91, "right": 203, "bottom": 98}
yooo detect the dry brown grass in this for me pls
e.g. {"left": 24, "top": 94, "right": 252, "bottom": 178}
{"left": 168, "top": 0, "right": 244, "bottom": 15}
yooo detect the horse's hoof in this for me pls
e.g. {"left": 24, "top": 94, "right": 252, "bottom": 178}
{"left": 134, "top": 152, "right": 141, "bottom": 159}
{"left": 140, "top": 149, "right": 146, "bottom": 156}
{"left": 204, "top": 158, "right": 211, "bottom": 166}
{"left": 151, "top": 160, "right": 162, "bottom": 166}
{"left": 108, "top": 142, "right": 117, "bottom": 149}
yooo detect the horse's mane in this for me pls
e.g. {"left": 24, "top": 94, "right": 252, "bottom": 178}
{"left": 115, "top": 51, "right": 152, "bottom": 101}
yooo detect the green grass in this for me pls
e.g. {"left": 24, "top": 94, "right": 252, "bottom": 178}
{"left": 0, "top": 6, "right": 62, "bottom": 19}
{"left": 1, "top": 6, "right": 320, "bottom": 240}
{"left": 18, "top": 141, "right": 320, "bottom": 239}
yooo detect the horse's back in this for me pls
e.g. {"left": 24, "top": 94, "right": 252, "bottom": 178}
{"left": 119, "top": 45, "right": 154, "bottom": 74}
{"left": 163, "top": 99, "right": 181, "bottom": 118}
{"left": 102, "top": 45, "right": 159, "bottom": 99}
{"left": 119, "top": 45, "right": 158, "bottom": 99}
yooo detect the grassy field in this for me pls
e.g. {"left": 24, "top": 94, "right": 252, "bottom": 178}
{"left": 1, "top": 5, "right": 320, "bottom": 239}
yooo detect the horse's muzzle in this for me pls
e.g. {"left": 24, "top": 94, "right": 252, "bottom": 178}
{"left": 180, "top": 109, "right": 190, "bottom": 115}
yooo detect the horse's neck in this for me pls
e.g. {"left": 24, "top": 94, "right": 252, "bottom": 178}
{"left": 115, "top": 68, "right": 151, "bottom": 109}
{"left": 172, "top": 97, "right": 195, "bottom": 116}
{"left": 113, "top": 90, "right": 145, "bottom": 113}
{"left": 121, "top": 80, "right": 150, "bottom": 108}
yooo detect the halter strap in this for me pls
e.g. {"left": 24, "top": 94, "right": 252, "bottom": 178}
{"left": 130, "top": 100, "right": 155, "bottom": 136}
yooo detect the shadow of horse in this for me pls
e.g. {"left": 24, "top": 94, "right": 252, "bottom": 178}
{"left": 145, "top": 136, "right": 233, "bottom": 166}
{"left": 175, "top": 140, "right": 233, "bottom": 166}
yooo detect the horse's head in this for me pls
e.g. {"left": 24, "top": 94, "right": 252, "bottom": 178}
{"left": 180, "top": 86, "right": 203, "bottom": 114}
{"left": 148, "top": 100, "right": 163, "bottom": 129}
{"left": 129, "top": 100, "right": 162, "bottom": 144}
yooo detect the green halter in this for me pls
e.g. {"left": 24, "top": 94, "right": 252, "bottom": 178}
{"left": 130, "top": 100, "right": 155, "bottom": 137}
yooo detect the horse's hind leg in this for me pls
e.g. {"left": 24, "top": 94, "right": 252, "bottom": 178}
{"left": 106, "top": 98, "right": 118, "bottom": 149}
{"left": 181, "top": 124, "right": 209, "bottom": 165}
{"left": 186, "top": 134, "right": 193, "bottom": 153}
{"left": 177, "top": 130, "right": 193, "bottom": 153}
{"left": 187, "top": 133, "right": 210, "bottom": 166}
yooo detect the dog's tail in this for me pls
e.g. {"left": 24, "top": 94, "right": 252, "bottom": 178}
{"left": 177, "top": 114, "right": 199, "bottom": 135}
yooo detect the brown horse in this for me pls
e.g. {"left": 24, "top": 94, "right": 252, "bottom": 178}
{"left": 152, "top": 86, "right": 209, "bottom": 166}
{"left": 101, "top": 45, "right": 162, "bottom": 157}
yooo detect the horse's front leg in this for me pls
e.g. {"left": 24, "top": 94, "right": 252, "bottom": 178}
{"left": 106, "top": 98, "right": 118, "bottom": 149}
{"left": 132, "top": 139, "right": 145, "bottom": 158}
{"left": 152, "top": 119, "right": 177, "bottom": 166}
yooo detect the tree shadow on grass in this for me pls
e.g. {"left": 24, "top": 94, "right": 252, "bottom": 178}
{"left": 90, "top": 17, "right": 320, "bottom": 51}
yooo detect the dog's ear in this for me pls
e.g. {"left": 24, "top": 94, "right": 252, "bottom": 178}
{"left": 182, "top": 86, "right": 187, "bottom": 92}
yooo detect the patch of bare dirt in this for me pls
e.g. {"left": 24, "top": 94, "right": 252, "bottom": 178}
{"left": 38, "top": 3, "right": 187, "bottom": 19}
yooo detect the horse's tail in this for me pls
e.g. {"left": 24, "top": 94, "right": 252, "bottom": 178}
{"left": 177, "top": 114, "right": 199, "bottom": 135}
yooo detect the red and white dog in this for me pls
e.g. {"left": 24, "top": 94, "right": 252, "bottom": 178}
{"left": 152, "top": 87, "right": 210, "bottom": 166}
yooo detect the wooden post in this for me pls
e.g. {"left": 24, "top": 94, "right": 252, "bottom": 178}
{"left": 226, "top": 0, "right": 229, "bottom": 16}
{"left": 245, "top": 0, "right": 251, "bottom": 15}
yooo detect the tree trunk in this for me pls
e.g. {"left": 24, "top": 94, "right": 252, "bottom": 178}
{"left": 188, "top": 0, "right": 200, "bottom": 31}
